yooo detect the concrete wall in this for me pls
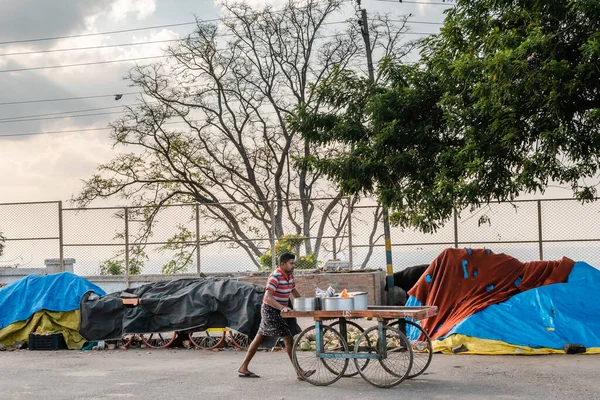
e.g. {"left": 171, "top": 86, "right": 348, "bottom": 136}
{"left": 86, "top": 270, "right": 387, "bottom": 305}
{"left": 0, "top": 261, "right": 387, "bottom": 305}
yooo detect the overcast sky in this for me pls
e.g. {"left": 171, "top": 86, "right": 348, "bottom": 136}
{"left": 0, "top": 0, "right": 523, "bottom": 207}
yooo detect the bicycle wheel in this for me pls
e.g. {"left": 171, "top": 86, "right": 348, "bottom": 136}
{"left": 228, "top": 330, "right": 251, "bottom": 349}
{"left": 353, "top": 325, "right": 413, "bottom": 388}
{"left": 328, "top": 320, "right": 370, "bottom": 377}
{"left": 116, "top": 334, "right": 135, "bottom": 349}
{"left": 188, "top": 330, "right": 226, "bottom": 349}
{"left": 387, "top": 319, "right": 433, "bottom": 379}
{"left": 141, "top": 331, "right": 178, "bottom": 349}
{"left": 292, "top": 325, "right": 349, "bottom": 386}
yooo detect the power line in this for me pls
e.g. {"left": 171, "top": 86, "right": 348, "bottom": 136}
{"left": 0, "top": 39, "right": 180, "bottom": 57}
{"left": 1, "top": 20, "right": 440, "bottom": 57}
{"left": 0, "top": 30, "right": 435, "bottom": 74}
{"left": 0, "top": 119, "right": 197, "bottom": 138}
{"left": 0, "top": 0, "right": 352, "bottom": 46}
{"left": 0, "top": 21, "right": 205, "bottom": 46}
{"left": 0, "top": 126, "right": 113, "bottom": 138}
{"left": 0, "top": 111, "right": 123, "bottom": 124}
{"left": 397, "top": 19, "right": 443, "bottom": 25}
{"left": 0, "top": 92, "right": 139, "bottom": 106}
{"left": 0, "top": 55, "right": 166, "bottom": 73}
{"left": 375, "top": 0, "right": 454, "bottom": 5}
{"left": 0, "top": 104, "right": 140, "bottom": 121}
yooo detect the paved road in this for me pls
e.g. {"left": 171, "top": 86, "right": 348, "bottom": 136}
{"left": 0, "top": 349, "right": 598, "bottom": 400}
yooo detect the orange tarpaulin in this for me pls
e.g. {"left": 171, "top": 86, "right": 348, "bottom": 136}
{"left": 408, "top": 248, "right": 574, "bottom": 340}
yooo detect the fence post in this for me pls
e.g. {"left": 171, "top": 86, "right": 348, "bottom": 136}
{"left": 58, "top": 201, "right": 64, "bottom": 272}
{"left": 124, "top": 207, "right": 130, "bottom": 288}
{"left": 270, "top": 199, "right": 277, "bottom": 270}
{"left": 196, "top": 204, "right": 201, "bottom": 276}
{"left": 537, "top": 200, "right": 544, "bottom": 260}
{"left": 347, "top": 197, "right": 353, "bottom": 269}
{"left": 453, "top": 208, "right": 459, "bottom": 248}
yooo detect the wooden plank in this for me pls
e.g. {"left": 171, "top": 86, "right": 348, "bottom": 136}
{"left": 282, "top": 306, "right": 437, "bottom": 321}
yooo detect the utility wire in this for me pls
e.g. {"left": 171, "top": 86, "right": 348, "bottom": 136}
{"left": 0, "top": 39, "right": 180, "bottom": 57}
{"left": 0, "top": 126, "right": 113, "bottom": 137}
{"left": 0, "top": 55, "right": 166, "bottom": 73}
{"left": 0, "top": 92, "right": 139, "bottom": 106}
{"left": 374, "top": 0, "right": 454, "bottom": 5}
{"left": 0, "top": 21, "right": 207, "bottom": 46}
{"left": 0, "top": 111, "right": 124, "bottom": 124}
{"left": 0, "top": 103, "right": 142, "bottom": 121}
{"left": 0, "top": 20, "right": 441, "bottom": 57}
{"left": 0, "top": 30, "right": 434, "bottom": 73}
{"left": 0, "top": 0, "right": 353, "bottom": 46}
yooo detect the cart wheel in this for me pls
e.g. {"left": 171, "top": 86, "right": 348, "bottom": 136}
{"left": 188, "top": 330, "right": 226, "bottom": 349}
{"left": 228, "top": 330, "right": 251, "bottom": 349}
{"left": 387, "top": 320, "right": 433, "bottom": 379}
{"left": 292, "top": 325, "right": 349, "bottom": 386}
{"left": 353, "top": 325, "right": 413, "bottom": 388}
{"left": 328, "top": 320, "right": 370, "bottom": 377}
{"left": 116, "top": 334, "right": 136, "bottom": 349}
{"left": 141, "top": 332, "right": 178, "bottom": 349}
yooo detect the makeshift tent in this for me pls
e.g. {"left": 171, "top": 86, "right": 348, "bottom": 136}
{"left": 0, "top": 273, "right": 105, "bottom": 349}
{"left": 407, "top": 248, "right": 574, "bottom": 340}
{"left": 433, "top": 262, "right": 600, "bottom": 354}
{"left": 405, "top": 249, "right": 600, "bottom": 354}
{"left": 79, "top": 277, "right": 298, "bottom": 341}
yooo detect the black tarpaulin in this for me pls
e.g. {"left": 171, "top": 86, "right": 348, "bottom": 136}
{"left": 79, "top": 278, "right": 298, "bottom": 341}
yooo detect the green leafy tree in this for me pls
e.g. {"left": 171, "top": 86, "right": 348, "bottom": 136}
{"left": 258, "top": 234, "right": 320, "bottom": 272}
{"left": 160, "top": 225, "right": 195, "bottom": 274}
{"left": 99, "top": 245, "right": 145, "bottom": 275}
{"left": 292, "top": 0, "right": 600, "bottom": 233}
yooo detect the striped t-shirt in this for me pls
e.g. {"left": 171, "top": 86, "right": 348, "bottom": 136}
{"left": 264, "top": 268, "right": 295, "bottom": 306}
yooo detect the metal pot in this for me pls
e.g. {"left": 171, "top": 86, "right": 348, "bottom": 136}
{"left": 322, "top": 297, "right": 354, "bottom": 311}
{"left": 349, "top": 292, "right": 368, "bottom": 310}
{"left": 293, "top": 297, "right": 316, "bottom": 311}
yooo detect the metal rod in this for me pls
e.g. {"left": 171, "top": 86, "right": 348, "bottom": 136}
{"left": 453, "top": 208, "right": 459, "bottom": 248}
{"left": 347, "top": 197, "right": 354, "bottom": 269}
{"left": 62, "top": 235, "right": 349, "bottom": 247}
{"left": 0, "top": 200, "right": 63, "bottom": 206}
{"left": 58, "top": 201, "right": 64, "bottom": 272}
{"left": 315, "top": 321, "right": 322, "bottom": 355}
{"left": 537, "top": 200, "right": 544, "bottom": 260}
{"left": 270, "top": 199, "right": 277, "bottom": 270}
{"left": 124, "top": 207, "right": 130, "bottom": 288}
{"left": 378, "top": 321, "right": 387, "bottom": 359}
{"left": 196, "top": 203, "right": 201, "bottom": 275}
{"left": 4, "top": 237, "right": 61, "bottom": 241}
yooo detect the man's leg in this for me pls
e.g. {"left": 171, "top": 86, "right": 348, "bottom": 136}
{"left": 238, "top": 334, "right": 266, "bottom": 376}
{"left": 283, "top": 335, "right": 315, "bottom": 379}
{"left": 283, "top": 335, "right": 294, "bottom": 363}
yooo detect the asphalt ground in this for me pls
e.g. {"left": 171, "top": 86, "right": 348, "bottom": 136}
{"left": 1, "top": 347, "right": 598, "bottom": 400}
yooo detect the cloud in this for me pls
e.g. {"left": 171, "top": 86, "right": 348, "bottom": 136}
{"left": 109, "top": 0, "right": 158, "bottom": 21}
{"left": 0, "top": 0, "right": 114, "bottom": 46}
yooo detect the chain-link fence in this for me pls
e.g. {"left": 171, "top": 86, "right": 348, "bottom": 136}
{"left": 1, "top": 198, "right": 600, "bottom": 278}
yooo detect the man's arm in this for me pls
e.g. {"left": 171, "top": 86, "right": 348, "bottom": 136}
{"left": 264, "top": 289, "right": 290, "bottom": 312}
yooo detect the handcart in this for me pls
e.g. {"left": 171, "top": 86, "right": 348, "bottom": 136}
{"left": 283, "top": 306, "right": 437, "bottom": 388}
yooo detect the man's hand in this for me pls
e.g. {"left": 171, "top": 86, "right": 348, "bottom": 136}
{"left": 281, "top": 307, "right": 291, "bottom": 313}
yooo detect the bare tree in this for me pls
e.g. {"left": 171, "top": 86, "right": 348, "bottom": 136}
{"left": 73, "top": 0, "right": 414, "bottom": 270}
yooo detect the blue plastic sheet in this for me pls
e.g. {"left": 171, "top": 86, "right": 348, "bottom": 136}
{"left": 0, "top": 272, "right": 105, "bottom": 329}
{"left": 442, "top": 262, "right": 600, "bottom": 349}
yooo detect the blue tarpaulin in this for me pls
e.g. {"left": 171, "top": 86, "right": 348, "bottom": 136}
{"left": 442, "top": 262, "right": 600, "bottom": 349}
{"left": 0, "top": 272, "right": 105, "bottom": 329}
